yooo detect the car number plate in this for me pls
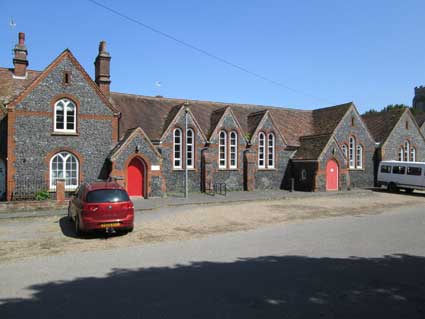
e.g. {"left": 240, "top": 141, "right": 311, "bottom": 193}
{"left": 100, "top": 222, "right": 120, "bottom": 228}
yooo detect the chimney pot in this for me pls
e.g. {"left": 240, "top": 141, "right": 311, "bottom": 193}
{"left": 99, "top": 40, "right": 107, "bottom": 53}
{"left": 13, "top": 31, "right": 28, "bottom": 77}
{"left": 18, "top": 32, "right": 25, "bottom": 45}
{"left": 94, "top": 40, "right": 111, "bottom": 96}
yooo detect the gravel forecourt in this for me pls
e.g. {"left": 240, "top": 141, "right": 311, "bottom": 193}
{"left": 0, "top": 191, "right": 424, "bottom": 264}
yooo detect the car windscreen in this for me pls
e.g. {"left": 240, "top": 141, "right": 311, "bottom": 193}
{"left": 86, "top": 189, "right": 130, "bottom": 203}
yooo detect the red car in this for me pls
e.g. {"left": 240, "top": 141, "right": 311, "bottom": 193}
{"left": 68, "top": 181, "right": 134, "bottom": 235}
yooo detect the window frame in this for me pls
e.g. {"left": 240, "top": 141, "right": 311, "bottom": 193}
{"left": 267, "top": 133, "right": 275, "bottom": 169}
{"left": 404, "top": 141, "right": 410, "bottom": 162}
{"left": 399, "top": 147, "right": 404, "bottom": 161}
{"left": 258, "top": 132, "right": 266, "bottom": 169}
{"left": 229, "top": 131, "right": 238, "bottom": 169}
{"left": 173, "top": 128, "right": 182, "bottom": 169}
{"left": 349, "top": 136, "right": 355, "bottom": 169}
{"left": 219, "top": 130, "right": 227, "bottom": 169}
{"left": 49, "top": 152, "right": 79, "bottom": 190}
{"left": 53, "top": 98, "right": 77, "bottom": 133}
{"left": 410, "top": 147, "right": 416, "bottom": 162}
{"left": 356, "top": 144, "right": 363, "bottom": 169}
{"left": 186, "top": 128, "right": 194, "bottom": 169}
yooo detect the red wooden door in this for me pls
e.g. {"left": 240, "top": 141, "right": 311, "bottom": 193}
{"left": 128, "top": 158, "right": 144, "bottom": 196}
{"left": 326, "top": 160, "right": 338, "bottom": 191}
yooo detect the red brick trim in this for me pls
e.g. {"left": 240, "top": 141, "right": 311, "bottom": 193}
{"left": 43, "top": 148, "right": 85, "bottom": 190}
{"left": 14, "top": 110, "right": 50, "bottom": 116}
{"left": 50, "top": 94, "right": 80, "bottom": 135}
{"left": 80, "top": 114, "right": 116, "bottom": 120}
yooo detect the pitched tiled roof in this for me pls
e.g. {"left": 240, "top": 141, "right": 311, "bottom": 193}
{"left": 362, "top": 108, "right": 406, "bottom": 143}
{"left": 0, "top": 64, "right": 353, "bottom": 149}
{"left": 312, "top": 102, "right": 353, "bottom": 135}
{"left": 247, "top": 111, "right": 267, "bottom": 137}
{"left": 111, "top": 92, "right": 320, "bottom": 146}
{"left": 209, "top": 107, "right": 228, "bottom": 137}
{"left": 293, "top": 134, "right": 333, "bottom": 160}
{"left": 0, "top": 67, "right": 42, "bottom": 105}
{"left": 415, "top": 113, "right": 425, "bottom": 128}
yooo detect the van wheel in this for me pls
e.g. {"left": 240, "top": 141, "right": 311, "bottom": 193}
{"left": 387, "top": 183, "right": 398, "bottom": 193}
{"left": 405, "top": 188, "right": 414, "bottom": 194}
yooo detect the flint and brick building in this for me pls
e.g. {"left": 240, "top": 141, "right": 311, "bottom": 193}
{"left": 0, "top": 33, "right": 422, "bottom": 200}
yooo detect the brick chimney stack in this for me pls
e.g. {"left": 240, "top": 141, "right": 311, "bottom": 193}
{"left": 13, "top": 32, "right": 28, "bottom": 77}
{"left": 94, "top": 40, "right": 111, "bottom": 97}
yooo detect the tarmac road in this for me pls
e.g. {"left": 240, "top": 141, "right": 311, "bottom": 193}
{"left": 0, "top": 204, "right": 425, "bottom": 318}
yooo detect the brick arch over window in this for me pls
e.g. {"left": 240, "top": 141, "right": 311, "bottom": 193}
{"left": 50, "top": 93, "right": 80, "bottom": 134}
{"left": 44, "top": 148, "right": 85, "bottom": 190}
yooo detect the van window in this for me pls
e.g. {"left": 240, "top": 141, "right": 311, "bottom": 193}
{"left": 380, "top": 165, "right": 391, "bottom": 173}
{"left": 392, "top": 166, "right": 406, "bottom": 175}
{"left": 407, "top": 167, "right": 422, "bottom": 176}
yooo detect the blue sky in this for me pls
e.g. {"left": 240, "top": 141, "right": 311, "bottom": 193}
{"left": 1, "top": 0, "right": 424, "bottom": 113}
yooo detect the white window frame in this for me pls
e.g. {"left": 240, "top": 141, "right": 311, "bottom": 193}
{"left": 229, "top": 131, "right": 238, "bottom": 169}
{"left": 186, "top": 128, "right": 194, "bottom": 169}
{"left": 410, "top": 147, "right": 416, "bottom": 162}
{"left": 258, "top": 132, "right": 266, "bottom": 169}
{"left": 173, "top": 128, "right": 182, "bottom": 169}
{"left": 54, "top": 98, "right": 77, "bottom": 133}
{"left": 399, "top": 147, "right": 404, "bottom": 161}
{"left": 267, "top": 133, "right": 275, "bottom": 169}
{"left": 49, "top": 152, "right": 79, "bottom": 190}
{"left": 349, "top": 136, "right": 355, "bottom": 169}
{"left": 356, "top": 144, "right": 363, "bottom": 169}
{"left": 219, "top": 131, "right": 227, "bottom": 169}
{"left": 404, "top": 141, "right": 410, "bottom": 162}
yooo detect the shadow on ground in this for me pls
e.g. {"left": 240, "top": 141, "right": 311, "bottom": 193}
{"left": 369, "top": 187, "right": 425, "bottom": 198}
{"left": 59, "top": 217, "right": 128, "bottom": 240}
{"left": 1, "top": 254, "right": 424, "bottom": 318}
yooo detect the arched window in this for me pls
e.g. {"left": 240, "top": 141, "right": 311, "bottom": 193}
{"left": 268, "top": 133, "right": 275, "bottom": 168}
{"left": 410, "top": 147, "right": 416, "bottom": 162}
{"left": 219, "top": 131, "right": 227, "bottom": 168}
{"left": 349, "top": 136, "right": 355, "bottom": 169}
{"left": 356, "top": 145, "right": 363, "bottom": 169}
{"left": 186, "top": 128, "right": 194, "bottom": 169}
{"left": 399, "top": 147, "right": 404, "bottom": 161}
{"left": 173, "top": 128, "right": 182, "bottom": 169}
{"left": 404, "top": 141, "right": 410, "bottom": 162}
{"left": 54, "top": 98, "right": 76, "bottom": 132}
{"left": 342, "top": 144, "right": 348, "bottom": 158}
{"left": 229, "top": 131, "right": 238, "bottom": 168}
{"left": 50, "top": 152, "right": 78, "bottom": 190}
{"left": 258, "top": 132, "right": 265, "bottom": 168}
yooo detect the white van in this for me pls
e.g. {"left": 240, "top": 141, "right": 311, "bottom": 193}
{"left": 377, "top": 160, "right": 425, "bottom": 193}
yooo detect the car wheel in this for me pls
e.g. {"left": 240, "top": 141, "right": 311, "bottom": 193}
{"left": 127, "top": 227, "right": 134, "bottom": 233}
{"left": 387, "top": 183, "right": 398, "bottom": 193}
{"left": 75, "top": 217, "right": 81, "bottom": 236}
{"left": 67, "top": 205, "right": 72, "bottom": 221}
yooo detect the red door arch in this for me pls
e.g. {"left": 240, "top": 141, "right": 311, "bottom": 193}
{"left": 127, "top": 157, "right": 145, "bottom": 196}
{"left": 326, "top": 160, "right": 339, "bottom": 191}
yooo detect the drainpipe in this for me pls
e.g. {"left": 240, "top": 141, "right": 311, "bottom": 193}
{"left": 184, "top": 101, "right": 189, "bottom": 198}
